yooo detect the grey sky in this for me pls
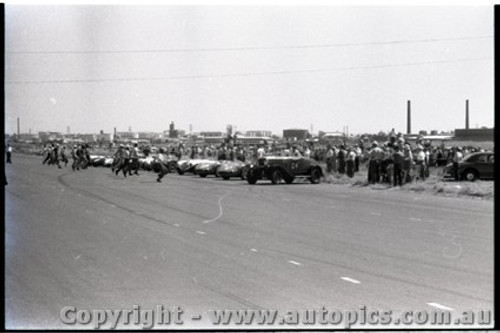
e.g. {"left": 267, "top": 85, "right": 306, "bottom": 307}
{"left": 5, "top": 5, "right": 494, "bottom": 135}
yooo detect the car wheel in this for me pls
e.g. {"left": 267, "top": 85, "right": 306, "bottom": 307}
{"left": 310, "top": 168, "right": 321, "bottom": 184}
{"left": 199, "top": 174, "right": 207, "bottom": 178}
{"left": 285, "top": 176, "right": 294, "bottom": 184}
{"left": 270, "top": 169, "right": 282, "bottom": 184}
{"left": 246, "top": 169, "right": 258, "bottom": 184}
{"left": 222, "top": 176, "right": 230, "bottom": 180}
{"left": 247, "top": 177, "right": 257, "bottom": 184}
{"left": 168, "top": 163, "right": 177, "bottom": 173}
{"left": 462, "top": 169, "right": 478, "bottom": 182}
{"left": 177, "top": 168, "right": 184, "bottom": 175}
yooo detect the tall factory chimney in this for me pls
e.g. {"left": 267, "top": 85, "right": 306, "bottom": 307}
{"left": 17, "top": 117, "right": 20, "bottom": 136}
{"left": 465, "top": 99, "right": 470, "bottom": 130}
{"left": 407, "top": 100, "right": 411, "bottom": 134}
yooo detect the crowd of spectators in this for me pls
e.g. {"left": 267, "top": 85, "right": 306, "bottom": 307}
{"left": 148, "top": 129, "right": 490, "bottom": 186}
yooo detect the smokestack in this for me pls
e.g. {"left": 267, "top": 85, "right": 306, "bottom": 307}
{"left": 17, "top": 117, "right": 20, "bottom": 136}
{"left": 465, "top": 99, "right": 469, "bottom": 130}
{"left": 407, "top": 100, "right": 411, "bottom": 134}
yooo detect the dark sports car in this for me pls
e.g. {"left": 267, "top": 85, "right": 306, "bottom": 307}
{"left": 194, "top": 160, "right": 222, "bottom": 177}
{"left": 442, "top": 152, "right": 494, "bottom": 181}
{"left": 216, "top": 160, "right": 250, "bottom": 180}
{"left": 246, "top": 156, "right": 323, "bottom": 185}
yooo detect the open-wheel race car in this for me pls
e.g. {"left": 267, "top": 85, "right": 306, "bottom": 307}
{"left": 246, "top": 156, "right": 323, "bottom": 185}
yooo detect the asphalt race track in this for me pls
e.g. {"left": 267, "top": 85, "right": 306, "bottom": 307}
{"left": 4, "top": 154, "right": 494, "bottom": 329}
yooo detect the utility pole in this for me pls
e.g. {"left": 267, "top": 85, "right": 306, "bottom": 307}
{"left": 407, "top": 100, "right": 411, "bottom": 134}
{"left": 465, "top": 99, "right": 469, "bottom": 130}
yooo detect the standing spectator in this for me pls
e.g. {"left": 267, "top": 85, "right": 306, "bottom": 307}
{"left": 6, "top": 143, "right": 12, "bottom": 164}
{"left": 226, "top": 147, "right": 234, "bottom": 161}
{"left": 257, "top": 145, "right": 266, "bottom": 166}
{"left": 291, "top": 146, "right": 302, "bottom": 157}
{"left": 190, "top": 146, "right": 196, "bottom": 159}
{"left": 217, "top": 145, "right": 226, "bottom": 161}
{"left": 403, "top": 144, "right": 413, "bottom": 184}
{"left": 368, "top": 141, "right": 382, "bottom": 184}
{"left": 354, "top": 144, "right": 362, "bottom": 172}
{"left": 338, "top": 145, "right": 346, "bottom": 174}
{"left": 452, "top": 147, "right": 464, "bottom": 181}
{"left": 414, "top": 145, "right": 426, "bottom": 182}
{"left": 388, "top": 128, "right": 397, "bottom": 147}
{"left": 346, "top": 147, "right": 356, "bottom": 178}
{"left": 380, "top": 146, "right": 393, "bottom": 184}
{"left": 325, "top": 145, "right": 334, "bottom": 173}
{"left": 392, "top": 146, "right": 404, "bottom": 186}
{"left": 396, "top": 132, "right": 405, "bottom": 149}
{"left": 235, "top": 147, "right": 244, "bottom": 162}
{"left": 303, "top": 146, "right": 311, "bottom": 158}
{"left": 424, "top": 147, "right": 431, "bottom": 178}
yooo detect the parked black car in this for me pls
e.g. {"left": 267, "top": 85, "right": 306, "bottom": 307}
{"left": 442, "top": 152, "right": 494, "bottom": 181}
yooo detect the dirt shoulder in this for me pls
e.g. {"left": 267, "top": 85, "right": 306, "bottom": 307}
{"left": 323, "top": 171, "right": 493, "bottom": 200}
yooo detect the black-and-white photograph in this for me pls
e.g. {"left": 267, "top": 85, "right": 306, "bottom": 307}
{"left": 4, "top": 2, "right": 494, "bottom": 330}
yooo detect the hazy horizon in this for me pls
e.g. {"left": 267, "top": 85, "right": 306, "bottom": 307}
{"left": 5, "top": 6, "right": 494, "bottom": 136}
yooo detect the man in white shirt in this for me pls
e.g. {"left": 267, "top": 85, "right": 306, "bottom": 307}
{"left": 414, "top": 145, "right": 426, "bottom": 181}
{"left": 452, "top": 147, "right": 464, "bottom": 181}
{"left": 6, "top": 143, "right": 12, "bottom": 164}
{"left": 155, "top": 148, "right": 169, "bottom": 183}
{"left": 368, "top": 141, "right": 383, "bottom": 184}
{"left": 303, "top": 146, "right": 311, "bottom": 158}
{"left": 257, "top": 145, "right": 266, "bottom": 166}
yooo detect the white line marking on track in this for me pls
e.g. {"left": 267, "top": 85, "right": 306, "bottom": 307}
{"left": 282, "top": 198, "right": 291, "bottom": 202}
{"left": 409, "top": 217, "right": 422, "bottom": 221}
{"left": 250, "top": 248, "right": 258, "bottom": 252}
{"left": 196, "top": 230, "right": 206, "bottom": 235}
{"left": 202, "top": 193, "right": 228, "bottom": 224}
{"left": 341, "top": 277, "right": 361, "bottom": 284}
{"left": 288, "top": 260, "right": 302, "bottom": 266}
{"left": 370, "top": 212, "right": 381, "bottom": 216}
{"left": 427, "top": 303, "right": 454, "bottom": 311}
{"left": 173, "top": 224, "right": 180, "bottom": 227}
